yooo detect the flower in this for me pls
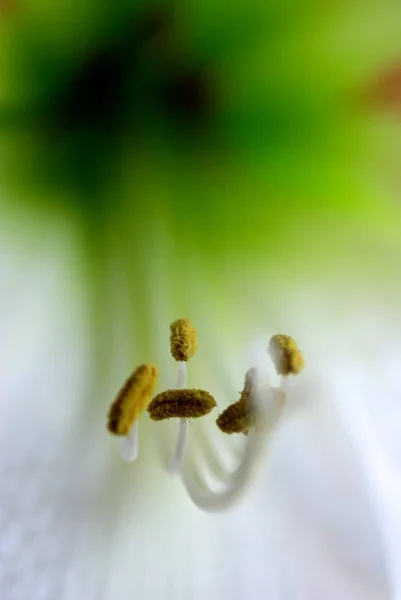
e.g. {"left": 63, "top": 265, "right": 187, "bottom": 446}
{"left": 2, "top": 1, "right": 401, "bottom": 598}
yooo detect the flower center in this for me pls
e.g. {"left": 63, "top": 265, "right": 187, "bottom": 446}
{"left": 106, "top": 318, "right": 304, "bottom": 511}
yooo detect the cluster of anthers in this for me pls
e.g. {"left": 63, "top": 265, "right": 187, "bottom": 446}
{"left": 107, "top": 319, "right": 304, "bottom": 511}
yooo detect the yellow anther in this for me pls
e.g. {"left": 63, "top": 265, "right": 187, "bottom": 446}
{"left": 216, "top": 368, "right": 259, "bottom": 435}
{"left": 216, "top": 400, "right": 254, "bottom": 435}
{"left": 170, "top": 318, "right": 197, "bottom": 362}
{"left": 217, "top": 368, "right": 285, "bottom": 435}
{"left": 107, "top": 364, "right": 158, "bottom": 435}
{"left": 147, "top": 389, "right": 216, "bottom": 420}
{"left": 268, "top": 334, "right": 304, "bottom": 376}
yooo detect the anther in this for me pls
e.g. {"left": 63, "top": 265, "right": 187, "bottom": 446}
{"left": 216, "top": 400, "right": 254, "bottom": 435}
{"left": 268, "top": 334, "right": 304, "bottom": 376}
{"left": 108, "top": 364, "right": 158, "bottom": 434}
{"left": 217, "top": 365, "right": 285, "bottom": 435}
{"left": 148, "top": 389, "right": 216, "bottom": 421}
{"left": 107, "top": 364, "right": 158, "bottom": 462}
{"left": 170, "top": 318, "right": 197, "bottom": 362}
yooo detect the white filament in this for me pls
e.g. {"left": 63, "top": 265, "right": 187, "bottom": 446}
{"left": 119, "top": 422, "right": 139, "bottom": 462}
{"left": 181, "top": 422, "right": 270, "bottom": 512}
{"left": 169, "top": 358, "right": 286, "bottom": 510}
{"left": 172, "top": 419, "right": 188, "bottom": 473}
{"left": 171, "top": 362, "right": 188, "bottom": 473}
{"left": 176, "top": 361, "right": 187, "bottom": 389}
{"left": 191, "top": 419, "right": 237, "bottom": 484}
{"left": 179, "top": 386, "right": 275, "bottom": 512}
{"left": 280, "top": 375, "right": 289, "bottom": 393}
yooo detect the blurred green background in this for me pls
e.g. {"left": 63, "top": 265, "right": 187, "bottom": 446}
{"left": 2, "top": 0, "right": 401, "bottom": 386}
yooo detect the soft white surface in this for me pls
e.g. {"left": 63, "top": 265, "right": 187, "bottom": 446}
{"left": 1, "top": 227, "right": 401, "bottom": 600}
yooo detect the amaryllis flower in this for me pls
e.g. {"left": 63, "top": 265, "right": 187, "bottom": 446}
{"left": 1, "top": 1, "right": 401, "bottom": 599}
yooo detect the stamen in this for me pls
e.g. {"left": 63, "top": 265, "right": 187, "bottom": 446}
{"left": 147, "top": 389, "right": 217, "bottom": 420}
{"left": 106, "top": 318, "right": 306, "bottom": 512}
{"left": 168, "top": 319, "right": 197, "bottom": 472}
{"left": 170, "top": 318, "right": 197, "bottom": 362}
{"left": 107, "top": 364, "right": 158, "bottom": 461}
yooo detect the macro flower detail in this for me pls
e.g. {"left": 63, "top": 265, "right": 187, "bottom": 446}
{"left": 3, "top": 1, "right": 401, "bottom": 596}
{"left": 107, "top": 320, "right": 305, "bottom": 512}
